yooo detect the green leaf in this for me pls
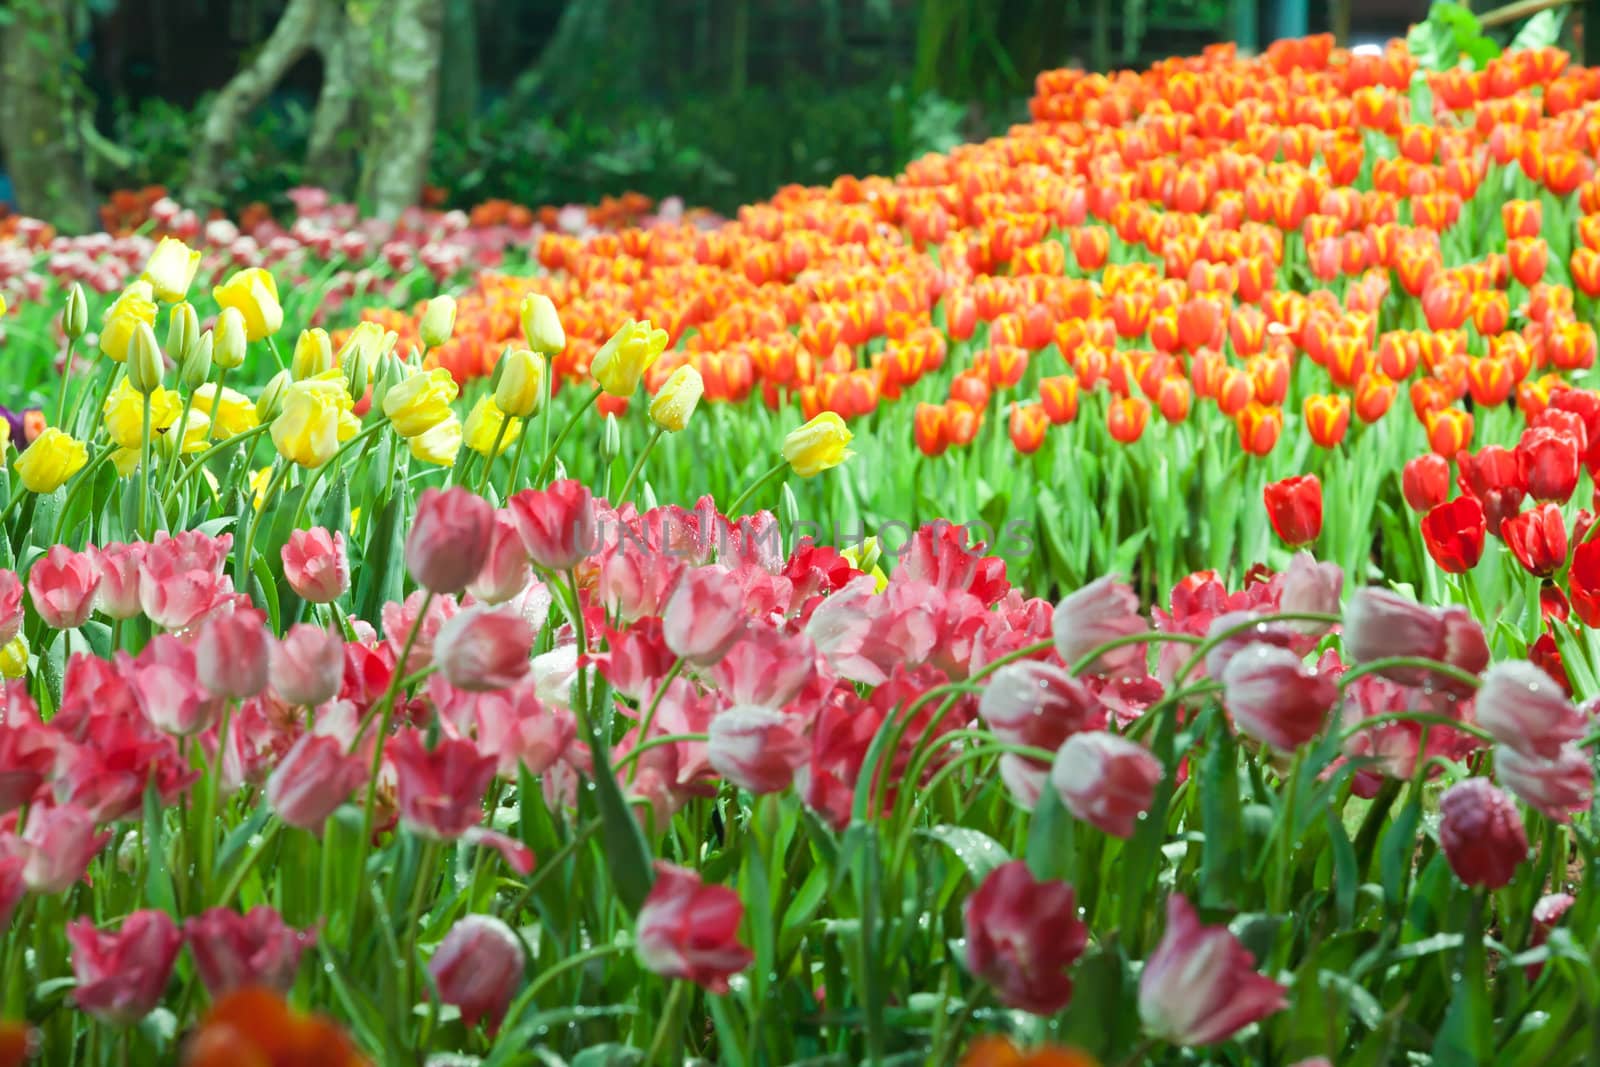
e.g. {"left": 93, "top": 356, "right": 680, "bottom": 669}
{"left": 1511, "top": 9, "right": 1566, "bottom": 52}
{"left": 923, "top": 826, "right": 1010, "bottom": 882}
{"left": 1379, "top": 798, "right": 1421, "bottom": 906}
{"left": 142, "top": 782, "right": 177, "bottom": 915}
{"left": 1326, "top": 806, "right": 1360, "bottom": 926}
{"left": 582, "top": 715, "right": 654, "bottom": 914}
{"left": 356, "top": 491, "right": 407, "bottom": 620}
{"left": 1024, "top": 783, "right": 1074, "bottom": 883}
{"left": 1199, "top": 725, "right": 1243, "bottom": 908}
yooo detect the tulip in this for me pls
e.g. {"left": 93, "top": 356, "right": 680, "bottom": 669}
{"left": 27, "top": 545, "right": 101, "bottom": 629}
{"left": 958, "top": 1036, "right": 1098, "bottom": 1067}
{"left": 707, "top": 705, "right": 809, "bottom": 793}
{"left": 184, "top": 906, "right": 315, "bottom": 997}
{"left": 1476, "top": 660, "right": 1584, "bottom": 758}
{"left": 1107, "top": 394, "right": 1149, "bottom": 443}
{"left": 184, "top": 987, "right": 367, "bottom": 1066}
{"left": 213, "top": 306, "right": 248, "bottom": 370}
{"left": 68, "top": 910, "right": 183, "bottom": 1024}
{"left": 508, "top": 480, "right": 597, "bottom": 571}
{"left": 0, "top": 573, "right": 18, "bottom": 648}
{"left": 782, "top": 412, "right": 854, "bottom": 477}
{"left": 1571, "top": 539, "right": 1600, "bottom": 626}
{"left": 271, "top": 380, "right": 345, "bottom": 468}
{"left": 99, "top": 286, "right": 157, "bottom": 362}
{"left": 419, "top": 295, "right": 457, "bottom": 349}
{"left": 290, "top": 328, "right": 334, "bottom": 380}
{"left": 1302, "top": 393, "right": 1350, "bottom": 448}
{"left": 138, "top": 559, "right": 236, "bottom": 634}
{"left": 383, "top": 368, "right": 459, "bottom": 438}
{"left": 979, "top": 661, "right": 1103, "bottom": 750}
{"left": 407, "top": 487, "right": 494, "bottom": 594}
{"left": 520, "top": 292, "right": 566, "bottom": 354}
{"left": 1495, "top": 744, "right": 1593, "bottom": 823}
{"left": 663, "top": 565, "right": 746, "bottom": 666}
{"left": 1439, "top": 778, "right": 1528, "bottom": 889}
{"left": 1525, "top": 892, "right": 1576, "bottom": 982}
{"left": 0, "top": 637, "right": 26, "bottom": 681}
{"left": 125, "top": 635, "right": 224, "bottom": 735}
{"left": 650, "top": 365, "right": 705, "bottom": 432}
{"left": 462, "top": 396, "right": 520, "bottom": 458}
{"left": 1050, "top": 731, "right": 1162, "bottom": 838}
{"left": 427, "top": 914, "right": 525, "bottom": 1030}
{"left": 1220, "top": 644, "right": 1337, "bottom": 752}
{"left": 143, "top": 237, "right": 201, "bottom": 302}
{"left": 434, "top": 606, "right": 534, "bottom": 692}
{"left": 270, "top": 624, "right": 345, "bottom": 707}
{"left": 1262, "top": 474, "right": 1321, "bottom": 547}
{"left": 494, "top": 348, "right": 547, "bottom": 418}
{"left": 281, "top": 528, "right": 350, "bottom": 604}
{"left": 1421, "top": 496, "right": 1487, "bottom": 573}
{"left": 5, "top": 804, "right": 110, "bottom": 893}
{"left": 592, "top": 319, "right": 669, "bottom": 396}
{"left": 166, "top": 301, "right": 199, "bottom": 370}
{"left": 266, "top": 734, "right": 366, "bottom": 832}
{"left": 1277, "top": 552, "right": 1342, "bottom": 633}
{"left": 390, "top": 731, "right": 498, "bottom": 839}
{"left": 103, "top": 378, "right": 180, "bottom": 450}
{"left": 1426, "top": 407, "right": 1474, "bottom": 459}
{"left": 212, "top": 267, "right": 283, "bottom": 341}
{"left": 14, "top": 428, "right": 87, "bottom": 493}
{"left": 1051, "top": 576, "right": 1147, "bottom": 674}
{"left": 1502, "top": 503, "right": 1568, "bottom": 578}
{"left": 1517, "top": 426, "right": 1580, "bottom": 503}
{"left": 1457, "top": 446, "right": 1526, "bottom": 536}
{"left": 63, "top": 283, "right": 88, "bottom": 339}
{"left": 635, "top": 861, "right": 753, "bottom": 992}
{"left": 255, "top": 370, "right": 290, "bottom": 422}
{"left": 963, "top": 861, "right": 1087, "bottom": 1015}
{"left": 468, "top": 514, "right": 534, "bottom": 605}
{"left": 409, "top": 414, "right": 462, "bottom": 467}
{"left": 1008, "top": 402, "right": 1050, "bottom": 453}
{"left": 195, "top": 607, "right": 271, "bottom": 700}
{"left": 1138, "top": 895, "right": 1287, "bottom": 1045}
{"left": 1342, "top": 588, "right": 1487, "bottom": 687}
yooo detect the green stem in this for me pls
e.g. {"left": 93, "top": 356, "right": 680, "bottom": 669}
{"left": 726, "top": 459, "right": 788, "bottom": 518}
{"left": 215, "top": 819, "right": 283, "bottom": 907}
{"left": 476, "top": 416, "right": 514, "bottom": 496}
{"left": 138, "top": 393, "right": 152, "bottom": 536}
{"left": 236, "top": 460, "right": 291, "bottom": 590}
{"left": 54, "top": 339, "right": 76, "bottom": 430}
{"left": 161, "top": 423, "right": 272, "bottom": 511}
{"left": 84, "top": 365, "right": 121, "bottom": 443}
{"left": 617, "top": 428, "right": 664, "bottom": 505}
{"left": 644, "top": 981, "right": 690, "bottom": 1066}
{"left": 533, "top": 386, "right": 603, "bottom": 486}
{"left": 48, "top": 444, "right": 117, "bottom": 545}
{"left": 506, "top": 422, "right": 533, "bottom": 498}
{"left": 206, "top": 367, "right": 228, "bottom": 440}
{"left": 160, "top": 386, "right": 196, "bottom": 501}
{"left": 355, "top": 591, "right": 436, "bottom": 848}
{"left": 289, "top": 422, "right": 386, "bottom": 533}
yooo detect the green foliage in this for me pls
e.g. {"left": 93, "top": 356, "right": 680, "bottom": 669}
{"left": 1407, "top": 2, "right": 1500, "bottom": 72}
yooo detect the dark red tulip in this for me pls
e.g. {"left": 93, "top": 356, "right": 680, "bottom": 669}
{"left": 1438, "top": 779, "right": 1527, "bottom": 889}
{"left": 1516, "top": 426, "right": 1581, "bottom": 504}
{"left": 1457, "top": 446, "right": 1526, "bottom": 536}
{"left": 1421, "top": 496, "right": 1487, "bottom": 573}
{"left": 1402, "top": 453, "right": 1451, "bottom": 513}
{"left": 1263, "top": 475, "right": 1322, "bottom": 547}
{"left": 1570, "top": 539, "right": 1600, "bottom": 626}
{"left": 1503, "top": 504, "right": 1568, "bottom": 578}
{"left": 963, "top": 861, "right": 1088, "bottom": 1015}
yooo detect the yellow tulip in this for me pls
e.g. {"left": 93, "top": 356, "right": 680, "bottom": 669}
{"left": 249, "top": 467, "right": 274, "bottom": 511}
{"left": 781, "top": 412, "right": 854, "bottom": 477}
{"left": 839, "top": 537, "right": 889, "bottom": 593}
{"left": 270, "top": 381, "right": 344, "bottom": 468}
{"left": 336, "top": 321, "right": 391, "bottom": 394}
{"left": 103, "top": 378, "right": 181, "bottom": 449}
{"left": 192, "top": 384, "right": 259, "bottom": 438}
{"left": 0, "top": 420, "right": 10, "bottom": 453}
{"left": 649, "top": 365, "right": 704, "bottom": 433}
{"left": 494, "top": 348, "right": 546, "bottom": 418}
{"left": 464, "top": 395, "right": 521, "bottom": 457}
{"left": 214, "top": 307, "right": 248, "bottom": 369}
{"left": 212, "top": 267, "right": 283, "bottom": 341}
{"left": 14, "top": 428, "right": 88, "bottom": 493}
{"left": 591, "top": 320, "right": 668, "bottom": 397}
{"left": 111, "top": 448, "right": 142, "bottom": 478}
{"left": 99, "top": 283, "right": 158, "bottom": 363}
{"left": 408, "top": 415, "right": 462, "bottom": 467}
{"left": 420, "top": 295, "right": 457, "bottom": 349}
{"left": 382, "top": 367, "right": 459, "bottom": 437}
{"left": 520, "top": 293, "right": 566, "bottom": 354}
{"left": 126, "top": 320, "right": 165, "bottom": 394}
{"left": 160, "top": 409, "right": 212, "bottom": 457}
{"left": 143, "top": 237, "right": 202, "bottom": 303}
{"left": 0, "top": 635, "right": 27, "bottom": 680}
{"left": 256, "top": 370, "right": 291, "bottom": 422}
{"left": 291, "top": 328, "right": 335, "bottom": 380}
{"left": 63, "top": 284, "right": 88, "bottom": 340}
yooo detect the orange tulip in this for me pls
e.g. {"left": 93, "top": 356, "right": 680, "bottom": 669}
{"left": 1235, "top": 402, "right": 1282, "bottom": 456}
{"left": 1009, "top": 402, "right": 1050, "bottom": 454}
{"left": 1354, "top": 372, "right": 1397, "bottom": 422}
{"left": 1571, "top": 247, "right": 1600, "bottom": 296}
{"left": 1107, "top": 394, "right": 1150, "bottom": 443}
{"left": 1303, "top": 393, "right": 1351, "bottom": 447}
{"left": 946, "top": 400, "right": 982, "bottom": 446}
{"left": 914, "top": 401, "right": 949, "bottom": 457}
{"left": 1508, "top": 237, "right": 1549, "bottom": 287}
{"left": 1502, "top": 199, "right": 1543, "bottom": 239}
{"left": 182, "top": 987, "right": 369, "bottom": 1067}
{"left": 1425, "top": 406, "right": 1475, "bottom": 459}
{"left": 1040, "top": 374, "right": 1081, "bottom": 424}
{"left": 1467, "top": 357, "right": 1515, "bottom": 407}
{"left": 1155, "top": 375, "right": 1191, "bottom": 424}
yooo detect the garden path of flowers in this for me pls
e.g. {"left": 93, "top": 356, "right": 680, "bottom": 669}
{"left": 0, "top": 30, "right": 1596, "bottom": 1067}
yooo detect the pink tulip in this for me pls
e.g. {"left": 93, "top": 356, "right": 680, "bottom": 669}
{"left": 27, "top": 545, "right": 101, "bottom": 629}
{"left": 709, "top": 628, "right": 817, "bottom": 709}
{"left": 1495, "top": 744, "right": 1593, "bottom": 823}
{"left": 281, "top": 527, "right": 350, "bottom": 604}
{"left": 1138, "top": 895, "right": 1288, "bottom": 1045}
{"left": 1439, "top": 778, "right": 1528, "bottom": 889}
{"left": 381, "top": 588, "right": 458, "bottom": 675}
{"left": 195, "top": 607, "right": 271, "bottom": 700}
{"left": 1, "top": 803, "right": 109, "bottom": 893}
{"left": 979, "top": 661, "right": 1104, "bottom": 750}
{"left": 68, "top": 910, "right": 183, "bottom": 1024}
{"left": 0, "top": 710, "right": 57, "bottom": 814}
{"left": 138, "top": 556, "right": 237, "bottom": 633}
{"left": 266, "top": 733, "right": 366, "bottom": 832}
{"left": 269, "top": 624, "right": 345, "bottom": 706}
{"left": 91, "top": 542, "right": 145, "bottom": 620}
{"left": 1278, "top": 551, "right": 1342, "bottom": 634}
{"left": 124, "top": 635, "right": 225, "bottom": 735}
{"left": 407, "top": 487, "right": 494, "bottom": 594}
{"left": 1342, "top": 589, "right": 1487, "bottom": 689}
{"left": 1476, "top": 660, "right": 1585, "bottom": 759}
{"left": 1220, "top": 643, "right": 1338, "bottom": 752}
{"left": 145, "top": 529, "right": 232, "bottom": 577}
{"left": 663, "top": 565, "right": 746, "bottom": 666}
{"left": 707, "top": 705, "right": 809, "bottom": 794}
{"left": 596, "top": 540, "right": 683, "bottom": 622}
{"left": 455, "top": 681, "right": 575, "bottom": 778}
{"left": 390, "top": 731, "right": 497, "bottom": 839}
{"left": 592, "top": 618, "right": 677, "bottom": 703}
{"left": 963, "top": 860, "right": 1087, "bottom": 1014}
{"left": 433, "top": 606, "right": 534, "bottom": 692}
{"left": 1050, "top": 731, "right": 1162, "bottom": 838}
{"left": 427, "top": 914, "right": 525, "bottom": 1030}
{"left": 1527, "top": 892, "right": 1575, "bottom": 980}
{"left": 635, "top": 861, "right": 752, "bottom": 992}
{"left": 467, "top": 513, "right": 533, "bottom": 604}
{"left": 0, "top": 570, "right": 21, "bottom": 645}
{"left": 184, "top": 905, "right": 315, "bottom": 996}
{"left": 1052, "top": 576, "right": 1147, "bottom": 674}
{"left": 507, "top": 479, "right": 596, "bottom": 571}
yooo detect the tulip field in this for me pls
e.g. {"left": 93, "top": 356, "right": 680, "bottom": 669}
{"left": 5, "top": 22, "right": 1600, "bottom": 1067}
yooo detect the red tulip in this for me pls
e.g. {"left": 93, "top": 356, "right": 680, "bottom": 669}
{"left": 389, "top": 731, "right": 497, "bottom": 840}
{"left": 427, "top": 914, "right": 525, "bottom": 1030}
{"left": 182, "top": 988, "right": 367, "bottom": 1067}
{"left": 281, "top": 528, "right": 349, "bottom": 604}
{"left": 1262, "top": 475, "right": 1321, "bottom": 547}
{"left": 1438, "top": 778, "right": 1527, "bottom": 889}
{"left": 195, "top": 607, "right": 271, "bottom": 700}
{"left": 507, "top": 479, "right": 597, "bottom": 571}
{"left": 1402, "top": 454, "right": 1451, "bottom": 513}
{"left": 269, "top": 624, "right": 344, "bottom": 707}
{"left": 706, "top": 705, "right": 808, "bottom": 794}
{"left": 1049, "top": 731, "right": 1162, "bottom": 838}
{"left": 68, "top": 910, "right": 183, "bottom": 1024}
{"left": 708, "top": 628, "right": 817, "bottom": 709}
{"left": 2, "top": 804, "right": 108, "bottom": 894}
{"left": 433, "top": 606, "right": 534, "bottom": 692}
{"left": 663, "top": 564, "right": 747, "bottom": 666}
{"left": 1516, "top": 426, "right": 1581, "bottom": 504}
{"left": 1570, "top": 539, "right": 1600, "bottom": 626}
{"left": 635, "top": 861, "right": 752, "bottom": 992}
{"left": 1420, "top": 496, "right": 1487, "bottom": 573}
{"left": 963, "top": 861, "right": 1088, "bottom": 1015}
{"left": 1457, "top": 446, "right": 1526, "bottom": 536}
{"left": 1138, "top": 895, "right": 1287, "bottom": 1045}
{"left": 1502, "top": 503, "right": 1568, "bottom": 578}
{"left": 1220, "top": 644, "right": 1338, "bottom": 752}
{"left": 1495, "top": 745, "right": 1593, "bottom": 823}
{"left": 1526, "top": 893, "right": 1576, "bottom": 981}
{"left": 27, "top": 545, "right": 100, "bottom": 629}
{"left": 184, "top": 906, "right": 314, "bottom": 998}
{"left": 265, "top": 734, "right": 366, "bottom": 832}
{"left": 1476, "top": 660, "right": 1584, "bottom": 759}
{"left": 408, "top": 487, "right": 494, "bottom": 594}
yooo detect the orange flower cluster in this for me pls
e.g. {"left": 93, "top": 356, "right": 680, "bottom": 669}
{"left": 364, "top": 35, "right": 1600, "bottom": 462}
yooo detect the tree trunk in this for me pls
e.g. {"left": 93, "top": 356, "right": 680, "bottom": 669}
{"left": 0, "top": 0, "right": 95, "bottom": 232}
{"left": 437, "top": 0, "right": 480, "bottom": 130}
{"left": 515, "top": 0, "right": 654, "bottom": 114}
{"left": 305, "top": 1, "right": 365, "bottom": 197}
{"left": 184, "top": 0, "right": 327, "bottom": 211}
{"left": 357, "top": 0, "right": 444, "bottom": 220}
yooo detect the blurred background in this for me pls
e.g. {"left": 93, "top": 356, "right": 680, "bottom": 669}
{"left": 0, "top": 0, "right": 1577, "bottom": 232}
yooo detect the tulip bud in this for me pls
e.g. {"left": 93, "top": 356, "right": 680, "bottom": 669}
{"left": 601, "top": 413, "right": 621, "bottom": 463}
{"left": 520, "top": 293, "right": 565, "bottom": 354}
{"left": 291, "top": 328, "right": 334, "bottom": 380}
{"left": 649, "top": 365, "right": 704, "bottom": 432}
{"left": 1439, "top": 778, "right": 1528, "bottom": 889}
{"left": 428, "top": 915, "right": 525, "bottom": 1030}
{"left": 269, "top": 624, "right": 344, "bottom": 707}
{"left": 196, "top": 608, "right": 272, "bottom": 700}
{"left": 63, "top": 283, "right": 88, "bottom": 340}
{"left": 493, "top": 348, "right": 546, "bottom": 418}
{"left": 370, "top": 352, "right": 405, "bottom": 413}
{"left": 214, "top": 306, "right": 248, "bottom": 369}
{"left": 166, "top": 301, "right": 199, "bottom": 371}
{"left": 126, "top": 321, "right": 165, "bottom": 395}
{"left": 256, "top": 370, "right": 291, "bottom": 423}
{"left": 419, "top": 295, "right": 457, "bottom": 349}
{"left": 180, "top": 331, "right": 214, "bottom": 391}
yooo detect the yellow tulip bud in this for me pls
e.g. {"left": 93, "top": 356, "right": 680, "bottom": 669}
{"left": 463, "top": 395, "right": 521, "bottom": 457}
{"left": 291, "top": 328, "right": 335, "bottom": 380}
{"left": 781, "top": 412, "right": 854, "bottom": 477}
{"left": 336, "top": 321, "right": 388, "bottom": 395}
{"left": 14, "top": 427, "right": 88, "bottom": 493}
{"left": 126, "top": 321, "right": 166, "bottom": 395}
{"left": 212, "top": 267, "right": 283, "bottom": 341}
{"left": 0, "top": 420, "right": 10, "bottom": 454}
{"left": 493, "top": 348, "right": 546, "bottom": 418}
{"left": 520, "top": 293, "right": 566, "bottom": 355}
{"left": 63, "top": 284, "right": 88, "bottom": 340}
{"left": 420, "top": 295, "right": 458, "bottom": 349}
{"left": 271, "top": 380, "right": 344, "bottom": 468}
{"left": 649, "top": 365, "right": 704, "bottom": 432}
{"left": 103, "top": 379, "right": 181, "bottom": 449}
{"left": 256, "top": 370, "right": 292, "bottom": 423}
{"left": 591, "top": 319, "right": 669, "bottom": 397}
{"left": 181, "top": 331, "right": 214, "bottom": 391}
{"left": 214, "top": 307, "right": 248, "bottom": 369}
{"left": 143, "top": 237, "right": 202, "bottom": 303}
{"left": 382, "top": 367, "right": 459, "bottom": 437}
{"left": 166, "top": 301, "right": 199, "bottom": 369}
{"left": 193, "top": 383, "right": 259, "bottom": 438}
{"left": 601, "top": 413, "right": 621, "bottom": 462}
{"left": 0, "top": 634, "right": 27, "bottom": 679}
{"left": 408, "top": 415, "right": 462, "bottom": 467}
